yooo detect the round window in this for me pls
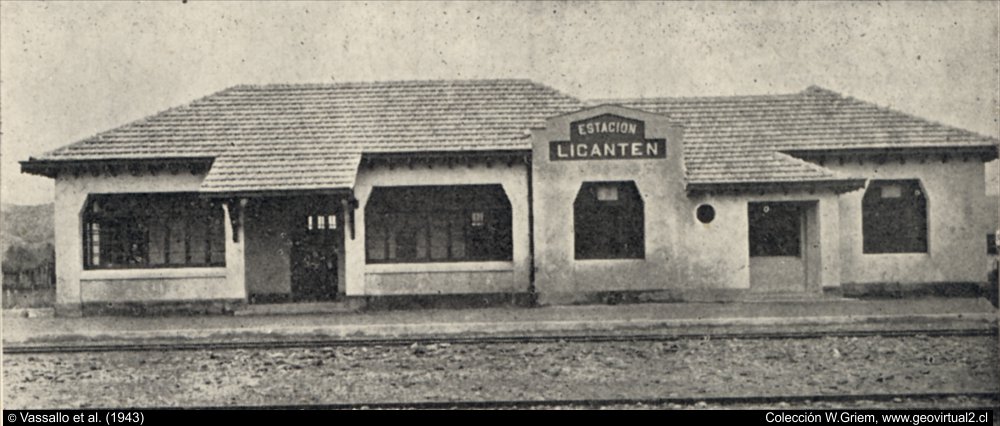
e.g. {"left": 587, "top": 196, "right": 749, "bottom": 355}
{"left": 696, "top": 204, "right": 716, "bottom": 224}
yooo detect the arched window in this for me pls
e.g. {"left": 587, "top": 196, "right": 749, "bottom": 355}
{"left": 862, "top": 180, "right": 928, "bottom": 253}
{"left": 82, "top": 193, "right": 226, "bottom": 269}
{"left": 574, "top": 181, "right": 644, "bottom": 259}
{"left": 364, "top": 185, "right": 512, "bottom": 263}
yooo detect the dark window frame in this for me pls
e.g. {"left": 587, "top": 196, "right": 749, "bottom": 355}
{"left": 862, "top": 179, "right": 928, "bottom": 254}
{"left": 574, "top": 181, "right": 645, "bottom": 260}
{"left": 364, "top": 185, "right": 513, "bottom": 264}
{"left": 82, "top": 193, "right": 226, "bottom": 270}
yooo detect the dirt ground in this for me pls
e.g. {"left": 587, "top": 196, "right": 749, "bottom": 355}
{"left": 3, "top": 335, "right": 997, "bottom": 408}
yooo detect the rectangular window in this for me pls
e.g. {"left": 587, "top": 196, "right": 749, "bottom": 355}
{"left": 366, "top": 217, "right": 388, "bottom": 261}
{"left": 148, "top": 218, "right": 167, "bottom": 265}
{"left": 429, "top": 216, "right": 450, "bottom": 260}
{"left": 82, "top": 194, "right": 226, "bottom": 269}
{"left": 863, "top": 180, "right": 928, "bottom": 254}
{"left": 880, "top": 185, "right": 902, "bottom": 198}
{"left": 471, "top": 212, "right": 485, "bottom": 228}
{"left": 187, "top": 218, "right": 207, "bottom": 264}
{"left": 208, "top": 215, "right": 226, "bottom": 264}
{"left": 450, "top": 219, "right": 466, "bottom": 259}
{"left": 305, "top": 214, "right": 337, "bottom": 231}
{"left": 596, "top": 185, "right": 619, "bottom": 201}
{"left": 365, "top": 185, "right": 512, "bottom": 263}
{"left": 166, "top": 217, "right": 186, "bottom": 265}
{"left": 85, "top": 222, "right": 101, "bottom": 267}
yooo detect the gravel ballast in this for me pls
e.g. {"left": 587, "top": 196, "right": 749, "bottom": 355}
{"left": 3, "top": 335, "right": 997, "bottom": 408}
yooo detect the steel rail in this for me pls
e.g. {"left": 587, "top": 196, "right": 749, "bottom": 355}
{"left": 85, "top": 391, "right": 1000, "bottom": 410}
{"left": 4, "top": 327, "right": 995, "bottom": 354}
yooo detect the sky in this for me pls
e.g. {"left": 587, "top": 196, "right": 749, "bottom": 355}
{"left": 1, "top": 1, "right": 998, "bottom": 205}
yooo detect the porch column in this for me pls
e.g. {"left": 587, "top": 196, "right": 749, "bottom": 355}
{"left": 818, "top": 194, "right": 842, "bottom": 291}
{"left": 53, "top": 178, "right": 85, "bottom": 317}
{"left": 342, "top": 196, "right": 363, "bottom": 296}
{"left": 223, "top": 198, "right": 248, "bottom": 302}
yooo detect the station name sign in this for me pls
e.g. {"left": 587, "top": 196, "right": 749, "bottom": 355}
{"left": 550, "top": 114, "right": 666, "bottom": 161}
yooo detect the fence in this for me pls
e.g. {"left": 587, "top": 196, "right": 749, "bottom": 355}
{"left": 2, "top": 263, "right": 56, "bottom": 309}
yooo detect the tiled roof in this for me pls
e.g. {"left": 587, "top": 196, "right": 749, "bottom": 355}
{"left": 605, "top": 86, "right": 998, "bottom": 185}
{"left": 31, "top": 79, "right": 583, "bottom": 192}
{"left": 27, "top": 81, "right": 998, "bottom": 191}
{"left": 202, "top": 142, "right": 361, "bottom": 193}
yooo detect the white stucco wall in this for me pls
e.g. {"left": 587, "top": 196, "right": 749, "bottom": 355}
{"left": 52, "top": 171, "right": 245, "bottom": 314}
{"left": 46, "top": 151, "right": 992, "bottom": 311}
{"left": 531, "top": 105, "right": 842, "bottom": 301}
{"left": 348, "top": 161, "right": 531, "bottom": 296}
{"left": 826, "top": 159, "right": 991, "bottom": 285}
{"left": 531, "top": 106, "right": 687, "bottom": 300}
{"left": 679, "top": 191, "right": 841, "bottom": 292}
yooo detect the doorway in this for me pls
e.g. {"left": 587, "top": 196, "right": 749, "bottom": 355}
{"left": 290, "top": 213, "right": 340, "bottom": 301}
{"left": 748, "top": 201, "right": 811, "bottom": 292}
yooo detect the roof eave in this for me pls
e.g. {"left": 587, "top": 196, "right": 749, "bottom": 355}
{"left": 359, "top": 149, "right": 532, "bottom": 169}
{"left": 20, "top": 157, "right": 217, "bottom": 179}
{"left": 197, "top": 187, "right": 355, "bottom": 199}
{"left": 686, "top": 179, "right": 868, "bottom": 197}
{"left": 783, "top": 145, "right": 999, "bottom": 162}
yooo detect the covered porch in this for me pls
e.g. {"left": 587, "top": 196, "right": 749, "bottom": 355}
{"left": 241, "top": 192, "right": 354, "bottom": 304}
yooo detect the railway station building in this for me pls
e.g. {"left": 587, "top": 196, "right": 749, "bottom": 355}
{"left": 20, "top": 80, "right": 1000, "bottom": 316}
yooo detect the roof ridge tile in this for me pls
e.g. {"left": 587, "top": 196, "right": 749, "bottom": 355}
{"left": 230, "top": 78, "right": 544, "bottom": 91}
{"left": 591, "top": 91, "right": 804, "bottom": 105}
{"left": 800, "top": 85, "right": 844, "bottom": 98}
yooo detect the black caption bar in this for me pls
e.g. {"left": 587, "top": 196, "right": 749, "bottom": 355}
{"left": 3, "top": 409, "right": 994, "bottom": 424}
{"left": 5, "top": 411, "right": 143, "bottom": 425}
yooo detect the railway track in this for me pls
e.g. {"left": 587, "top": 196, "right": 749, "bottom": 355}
{"left": 4, "top": 326, "right": 995, "bottom": 354}
{"left": 114, "top": 392, "right": 1000, "bottom": 410}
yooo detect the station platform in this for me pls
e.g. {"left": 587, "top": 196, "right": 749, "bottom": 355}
{"left": 2, "top": 297, "right": 997, "bottom": 350}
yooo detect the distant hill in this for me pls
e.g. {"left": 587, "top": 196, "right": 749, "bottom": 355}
{"left": 1, "top": 203, "right": 54, "bottom": 271}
